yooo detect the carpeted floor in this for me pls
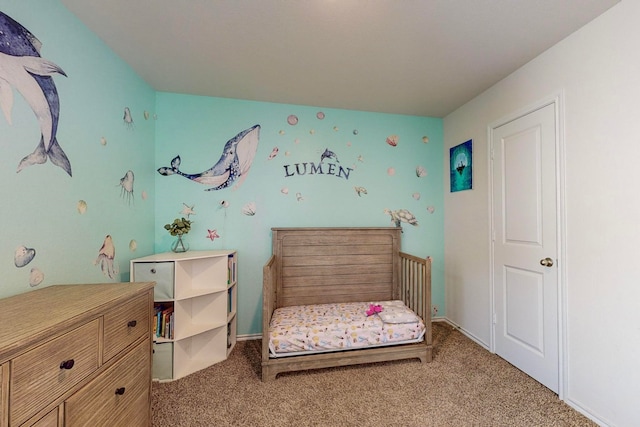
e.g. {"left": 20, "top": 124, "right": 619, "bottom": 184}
{"left": 151, "top": 322, "right": 596, "bottom": 426}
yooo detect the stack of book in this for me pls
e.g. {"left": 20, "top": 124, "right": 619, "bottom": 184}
{"left": 153, "top": 304, "right": 174, "bottom": 339}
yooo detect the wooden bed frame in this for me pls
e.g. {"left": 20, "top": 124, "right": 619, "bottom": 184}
{"left": 261, "top": 227, "right": 432, "bottom": 381}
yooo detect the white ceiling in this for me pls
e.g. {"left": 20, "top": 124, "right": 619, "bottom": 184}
{"left": 61, "top": 0, "right": 619, "bottom": 118}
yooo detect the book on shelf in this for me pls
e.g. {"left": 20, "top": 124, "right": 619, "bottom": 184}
{"left": 154, "top": 303, "right": 174, "bottom": 339}
{"left": 227, "top": 252, "right": 237, "bottom": 284}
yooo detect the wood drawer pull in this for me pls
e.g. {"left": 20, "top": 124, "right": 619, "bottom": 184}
{"left": 115, "top": 387, "right": 126, "bottom": 395}
{"left": 60, "top": 359, "right": 75, "bottom": 370}
{"left": 127, "top": 320, "right": 137, "bottom": 327}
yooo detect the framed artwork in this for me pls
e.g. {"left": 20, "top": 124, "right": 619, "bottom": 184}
{"left": 450, "top": 139, "right": 472, "bottom": 192}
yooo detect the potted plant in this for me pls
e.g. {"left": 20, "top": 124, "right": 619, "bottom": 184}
{"left": 164, "top": 217, "right": 192, "bottom": 252}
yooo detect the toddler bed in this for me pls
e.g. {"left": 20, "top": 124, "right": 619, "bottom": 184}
{"left": 262, "top": 227, "right": 432, "bottom": 381}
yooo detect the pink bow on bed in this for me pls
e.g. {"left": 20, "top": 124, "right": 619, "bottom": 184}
{"left": 366, "top": 304, "right": 383, "bottom": 316}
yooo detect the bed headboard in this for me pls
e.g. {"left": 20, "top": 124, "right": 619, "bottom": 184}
{"left": 271, "top": 227, "right": 402, "bottom": 307}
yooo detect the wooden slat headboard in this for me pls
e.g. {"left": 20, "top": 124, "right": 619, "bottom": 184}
{"left": 272, "top": 227, "right": 402, "bottom": 307}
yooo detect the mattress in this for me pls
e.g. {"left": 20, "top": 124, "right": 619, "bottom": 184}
{"left": 268, "top": 300, "right": 425, "bottom": 358}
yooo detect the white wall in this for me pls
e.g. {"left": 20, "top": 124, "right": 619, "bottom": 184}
{"left": 443, "top": 2, "right": 639, "bottom": 426}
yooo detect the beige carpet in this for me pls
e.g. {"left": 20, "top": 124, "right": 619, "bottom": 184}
{"left": 152, "top": 322, "right": 595, "bottom": 426}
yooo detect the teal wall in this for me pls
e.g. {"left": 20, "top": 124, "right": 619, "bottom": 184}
{"left": 1, "top": 1, "right": 444, "bottom": 336}
{"left": 0, "top": 2, "right": 156, "bottom": 298}
{"left": 154, "top": 93, "right": 444, "bottom": 334}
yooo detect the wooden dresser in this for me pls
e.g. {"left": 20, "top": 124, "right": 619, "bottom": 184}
{"left": 0, "top": 282, "right": 154, "bottom": 427}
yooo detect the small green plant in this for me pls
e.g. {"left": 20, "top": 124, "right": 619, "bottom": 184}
{"left": 164, "top": 217, "right": 192, "bottom": 236}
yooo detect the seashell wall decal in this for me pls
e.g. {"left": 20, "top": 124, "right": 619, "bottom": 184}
{"left": 242, "top": 201, "right": 256, "bottom": 216}
{"left": 29, "top": 267, "right": 44, "bottom": 287}
{"left": 386, "top": 135, "right": 399, "bottom": 147}
{"left": 77, "top": 200, "right": 87, "bottom": 214}
{"left": 15, "top": 246, "right": 36, "bottom": 267}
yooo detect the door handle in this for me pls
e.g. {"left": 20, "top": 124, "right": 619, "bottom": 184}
{"left": 540, "top": 257, "right": 554, "bottom": 267}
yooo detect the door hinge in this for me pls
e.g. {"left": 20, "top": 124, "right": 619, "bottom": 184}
{"left": 493, "top": 312, "right": 497, "bottom": 325}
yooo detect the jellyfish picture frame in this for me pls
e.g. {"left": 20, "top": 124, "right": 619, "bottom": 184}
{"left": 450, "top": 139, "right": 472, "bottom": 192}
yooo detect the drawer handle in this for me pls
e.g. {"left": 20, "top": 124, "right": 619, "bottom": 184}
{"left": 150, "top": 268, "right": 156, "bottom": 274}
{"left": 115, "top": 387, "right": 126, "bottom": 395}
{"left": 127, "top": 320, "right": 137, "bottom": 327}
{"left": 60, "top": 359, "right": 75, "bottom": 370}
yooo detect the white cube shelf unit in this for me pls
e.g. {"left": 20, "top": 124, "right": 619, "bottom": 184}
{"left": 130, "top": 250, "right": 237, "bottom": 381}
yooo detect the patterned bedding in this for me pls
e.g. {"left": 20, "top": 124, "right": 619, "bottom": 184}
{"left": 268, "top": 300, "right": 426, "bottom": 357}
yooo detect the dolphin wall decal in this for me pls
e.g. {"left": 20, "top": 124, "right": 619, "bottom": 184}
{"left": 158, "top": 124, "right": 260, "bottom": 191}
{"left": 0, "top": 12, "right": 71, "bottom": 176}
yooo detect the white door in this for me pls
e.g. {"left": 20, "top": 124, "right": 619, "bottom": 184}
{"left": 491, "top": 102, "right": 559, "bottom": 393}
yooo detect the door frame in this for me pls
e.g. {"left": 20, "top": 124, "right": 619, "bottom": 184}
{"left": 487, "top": 92, "right": 568, "bottom": 399}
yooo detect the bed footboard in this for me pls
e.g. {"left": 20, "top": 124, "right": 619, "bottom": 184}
{"left": 400, "top": 252, "right": 433, "bottom": 361}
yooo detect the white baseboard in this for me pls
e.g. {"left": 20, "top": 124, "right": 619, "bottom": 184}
{"left": 238, "top": 333, "right": 261, "bottom": 341}
{"left": 564, "top": 398, "right": 611, "bottom": 427}
{"left": 435, "top": 317, "right": 490, "bottom": 351}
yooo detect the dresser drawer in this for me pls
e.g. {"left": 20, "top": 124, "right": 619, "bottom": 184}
{"left": 133, "top": 262, "right": 174, "bottom": 300}
{"left": 30, "top": 407, "right": 59, "bottom": 427}
{"left": 1, "top": 363, "right": 7, "bottom": 427}
{"left": 65, "top": 339, "right": 150, "bottom": 427}
{"left": 104, "top": 293, "right": 150, "bottom": 362}
{"left": 10, "top": 319, "right": 100, "bottom": 426}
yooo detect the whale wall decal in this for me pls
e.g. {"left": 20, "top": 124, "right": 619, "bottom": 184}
{"left": 158, "top": 124, "right": 260, "bottom": 191}
{"left": 0, "top": 12, "right": 71, "bottom": 176}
